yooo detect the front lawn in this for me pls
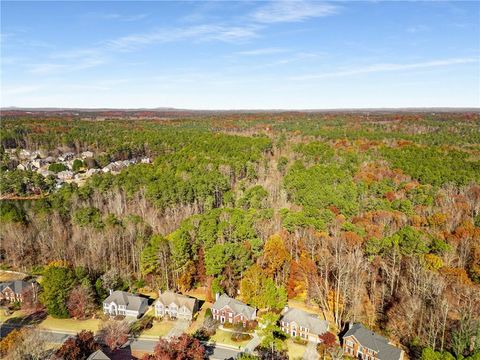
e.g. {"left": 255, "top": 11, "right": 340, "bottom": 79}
{"left": 210, "top": 329, "right": 251, "bottom": 348}
{"left": 38, "top": 315, "right": 102, "bottom": 333}
{"left": 140, "top": 319, "right": 175, "bottom": 337}
{"left": 287, "top": 338, "right": 307, "bottom": 359}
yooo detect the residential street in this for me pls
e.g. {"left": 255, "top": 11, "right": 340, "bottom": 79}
{"left": 0, "top": 323, "right": 241, "bottom": 359}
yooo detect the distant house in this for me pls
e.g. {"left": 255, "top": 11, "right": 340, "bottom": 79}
{"left": 81, "top": 151, "right": 94, "bottom": 159}
{"left": 342, "top": 323, "right": 404, "bottom": 360}
{"left": 87, "top": 349, "right": 111, "bottom": 360}
{"left": 57, "top": 170, "right": 74, "bottom": 180}
{"left": 103, "top": 291, "right": 148, "bottom": 318}
{"left": 154, "top": 290, "right": 198, "bottom": 320}
{"left": 0, "top": 280, "right": 38, "bottom": 303}
{"left": 211, "top": 294, "right": 256, "bottom": 326}
{"left": 280, "top": 307, "right": 329, "bottom": 342}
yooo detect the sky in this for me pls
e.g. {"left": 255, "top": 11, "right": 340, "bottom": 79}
{"left": 1, "top": 0, "right": 479, "bottom": 109}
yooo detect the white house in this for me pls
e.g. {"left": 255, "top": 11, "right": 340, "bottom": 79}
{"left": 103, "top": 290, "right": 148, "bottom": 318}
{"left": 154, "top": 291, "right": 198, "bottom": 320}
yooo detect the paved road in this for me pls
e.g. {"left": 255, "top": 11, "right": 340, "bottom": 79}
{"left": 303, "top": 341, "right": 319, "bottom": 360}
{"left": 0, "top": 323, "right": 241, "bottom": 359}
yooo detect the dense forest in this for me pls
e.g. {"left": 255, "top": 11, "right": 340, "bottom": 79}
{"left": 1, "top": 111, "right": 479, "bottom": 358}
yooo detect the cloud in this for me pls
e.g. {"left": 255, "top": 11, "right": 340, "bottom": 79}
{"left": 236, "top": 48, "right": 288, "bottom": 56}
{"left": 104, "top": 24, "right": 259, "bottom": 51}
{"left": 252, "top": 0, "right": 338, "bottom": 23}
{"left": 85, "top": 12, "right": 148, "bottom": 22}
{"left": 1, "top": 85, "right": 42, "bottom": 96}
{"left": 289, "top": 57, "right": 478, "bottom": 80}
{"left": 406, "top": 25, "right": 429, "bottom": 33}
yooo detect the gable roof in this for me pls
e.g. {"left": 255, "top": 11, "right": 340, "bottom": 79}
{"left": 211, "top": 294, "right": 256, "bottom": 320}
{"left": 344, "top": 323, "right": 403, "bottom": 360}
{"left": 103, "top": 291, "right": 147, "bottom": 312}
{"left": 87, "top": 350, "right": 111, "bottom": 360}
{"left": 155, "top": 291, "right": 196, "bottom": 312}
{"left": 281, "top": 307, "right": 329, "bottom": 335}
{"left": 0, "top": 280, "right": 36, "bottom": 295}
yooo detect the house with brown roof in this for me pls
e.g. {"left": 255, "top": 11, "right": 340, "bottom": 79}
{"left": 342, "top": 323, "right": 404, "bottom": 360}
{"left": 280, "top": 307, "right": 329, "bottom": 343}
{"left": 211, "top": 293, "right": 256, "bottom": 327}
{"left": 154, "top": 290, "right": 198, "bottom": 320}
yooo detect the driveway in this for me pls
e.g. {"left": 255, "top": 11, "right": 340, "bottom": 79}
{"left": 303, "top": 341, "right": 319, "bottom": 360}
{"left": 165, "top": 320, "right": 189, "bottom": 339}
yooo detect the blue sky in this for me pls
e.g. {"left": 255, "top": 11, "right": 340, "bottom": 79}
{"left": 1, "top": 1, "right": 479, "bottom": 109}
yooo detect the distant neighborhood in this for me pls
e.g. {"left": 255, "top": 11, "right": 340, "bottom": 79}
{"left": 3, "top": 148, "right": 151, "bottom": 190}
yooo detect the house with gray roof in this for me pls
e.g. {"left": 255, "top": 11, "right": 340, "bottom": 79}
{"left": 103, "top": 290, "right": 148, "bottom": 318}
{"left": 211, "top": 293, "right": 256, "bottom": 326}
{"left": 87, "top": 350, "right": 111, "bottom": 360}
{"left": 280, "top": 307, "right": 329, "bottom": 342}
{"left": 154, "top": 290, "right": 198, "bottom": 320}
{"left": 342, "top": 323, "right": 404, "bottom": 360}
{"left": 0, "top": 280, "right": 38, "bottom": 303}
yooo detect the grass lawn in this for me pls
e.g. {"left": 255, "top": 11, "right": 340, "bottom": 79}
{"left": 0, "top": 309, "right": 25, "bottom": 323}
{"left": 187, "top": 303, "right": 211, "bottom": 334}
{"left": 210, "top": 329, "right": 251, "bottom": 348}
{"left": 287, "top": 339, "right": 307, "bottom": 359}
{"left": 141, "top": 319, "right": 175, "bottom": 337}
{"left": 38, "top": 315, "right": 102, "bottom": 333}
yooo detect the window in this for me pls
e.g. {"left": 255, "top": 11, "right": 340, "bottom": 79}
{"left": 346, "top": 340, "right": 353, "bottom": 347}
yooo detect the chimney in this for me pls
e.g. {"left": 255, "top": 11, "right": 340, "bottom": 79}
{"left": 109, "top": 289, "right": 113, "bottom": 295}
{"left": 348, "top": 322, "right": 353, "bottom": 330}
{"left": 215, "top": 293, "right": 220, "bottom": 301}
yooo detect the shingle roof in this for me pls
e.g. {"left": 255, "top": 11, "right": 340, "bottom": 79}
{"left": 103, "top": 291, "right": 147, "bottom": 312}
{"left": 0, "top": 280, "right": 36, "bottom": 295}
{"left": 211, "top": 294, "right": 256, "bottom": 320}
{"left": 344, "top": 323, "right": 403, "bottom": 360}
{"left": 155, "top": 291, "right": 196, "bottom": 312}
{"left": 87, "top": 350, "right": 111, "bottom": 360}
{"left": 281, "top": 307, "right": 329, "bottom": 335}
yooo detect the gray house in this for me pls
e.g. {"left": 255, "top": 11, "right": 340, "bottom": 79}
{"left": 103, "top": 291, "right": 148, "bottom": 318}
{"left": 343, "top": 323, "right": 404, "bottom": 360}
{"left": 87, "top": 350, "right": 111, "bottom": 360}
{"left": 154, "top": 291, "right": 198, "bottom": 320}
{"left": 280, "top": 307, "right": 329, "bottom": 342}
{"left": 211, "top": 294, "right": 256, "bottom": 326}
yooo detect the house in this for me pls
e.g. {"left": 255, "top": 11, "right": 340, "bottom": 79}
{"left": 87, "top": 350, "right": 111, "bottom": 360}
{"left": 103, "top": 291, "right": 148, "bottom": 318}
{"left": 0, "top": 280, "right": 38, "bottom": 303}
{"left": 280, "top": 307, "right": 329, "bottom": 343}
{"left": 81, "top": 151, "right": 94, "bottom": 159}
{"left": 342, "top": 323, "right": 404, "bottom": 360}
{"left": 154, "top": 290, "right": 198, "bottom": 320}
{"left": 211, "top": 293, "right": 256, "bottom": 326}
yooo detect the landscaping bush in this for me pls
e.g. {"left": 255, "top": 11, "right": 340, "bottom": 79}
{"left": 231, "top": 332, "right": 252, "bottom": 342}
{"left": 293, "top": 336, "right": 308, "bottom": 345}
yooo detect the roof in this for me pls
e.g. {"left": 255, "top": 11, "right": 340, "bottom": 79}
{"left": 87, "top": 350, "right": 111, "bottom": 360}
{"left": 0, "top": 280, "right": 36, "bottom": 295}
{"left": 103, "top": 291, "right": 147, "bottom": 312}
{"left": 211, "top": 294, "right": 256, "bottom": 320}
{"left": 344, "top": 323, "right": 403, "bottom": 360}
{"left": 281, "top": 307, "right": 329, "bottom": 335}
{"left": 155, "top": 291, "right": 196, "bottom": 312}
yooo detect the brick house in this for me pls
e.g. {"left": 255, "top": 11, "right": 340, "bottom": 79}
{"left": 0, "top": 280, "right": 38, "bottom": 303}
{"left": 280, "top": 307, "right": 329, "bottom": 343}
{"left": 211, "top": 294, "right": 256, "bottom": 326}
{"left": 342, "top": 323, "right": 404, "bottom": 360}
